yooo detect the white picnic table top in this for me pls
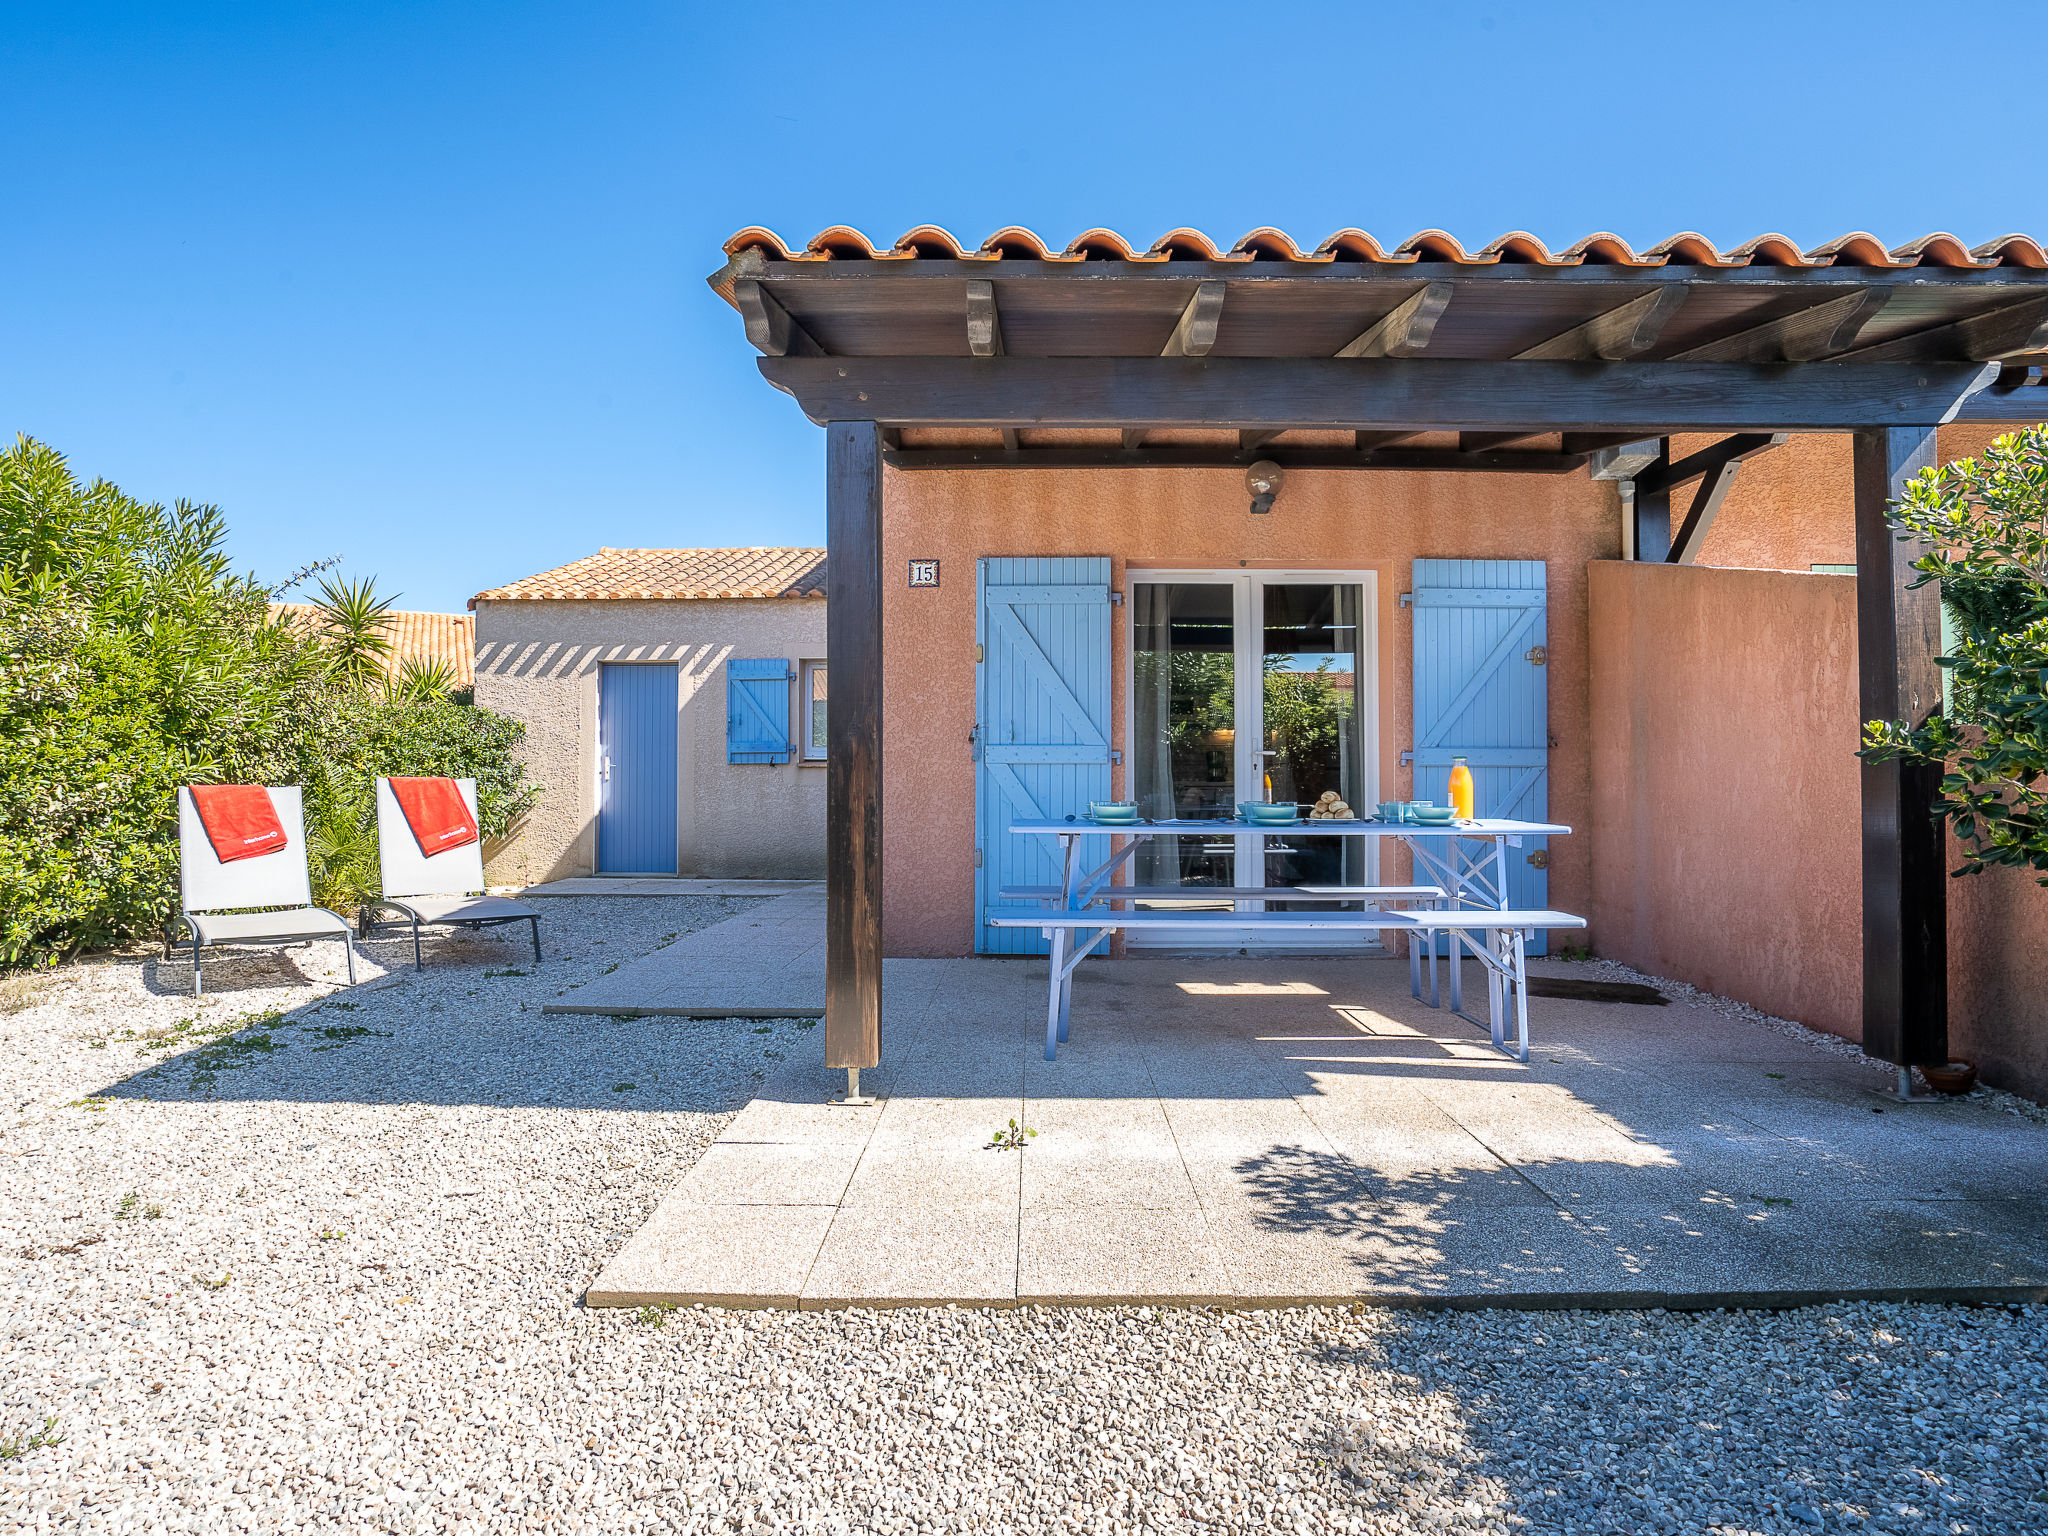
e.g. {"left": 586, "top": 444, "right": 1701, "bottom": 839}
{"left": 1008, "top": 816, "right": 1570, "bottom": 837}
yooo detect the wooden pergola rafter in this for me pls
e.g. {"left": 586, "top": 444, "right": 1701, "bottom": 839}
{"left": 712, "top": 239, "right": 2048, "bottom": 1097}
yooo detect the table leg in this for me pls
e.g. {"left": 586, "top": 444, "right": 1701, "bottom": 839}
{"left": 1488, "top": 929, "right": 1507, "bottom": 1053}
{"left": 1511, "top": 929, "right": 1531, "bottom": 1063}
{"left": 1448, "top": 930, "right": 1463, "bottom": 1015}
{"left": 1056, "top": 938, "right": 1076, "bottom": 1045}
{"left": 1044, "top": 925, "right": 1070, "bottom": 1061}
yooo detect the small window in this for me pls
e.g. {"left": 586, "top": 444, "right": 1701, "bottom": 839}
{"left": 801, "top": 661, "right": 828, "bottom": 761}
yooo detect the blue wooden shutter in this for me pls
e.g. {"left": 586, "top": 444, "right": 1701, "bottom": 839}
{"left": 1412, "top": 559, "right": 1551, "bottom": 952}
{"left": 727, "top": 658, "right": 794, "bottom": 764}
{"left": 975, "top": 558, "right": 1114, "bottom": 955}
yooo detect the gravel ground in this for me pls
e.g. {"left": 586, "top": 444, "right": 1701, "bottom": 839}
{"left": 3, "top": 903, "right": 2047, "bottom": 1535}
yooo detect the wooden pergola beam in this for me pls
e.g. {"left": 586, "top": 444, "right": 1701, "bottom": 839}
{"left": 1458, "top": 431, "right": 1539, "bottom": 453}
{"left": 1835, "top": 295, "right": 2048, "bottom": 365}
{"left": 882, "top": 446, "right": 1587, "bottom": 474}
{"left": 1161, "top": 281, "right": 1227, "bottom": 358}
{"left": 1855, "top": 425, "right": 1948, "bottom": 1079}
{"left": 824, "top": 423, "right": 884, "bottom": 1098}
{"left": 965, "top": 279, "right": 1004, "bottom": 358}
{"left": 1335, "top": 282, "right": 1452, "bottom": 359}
{"left": 1671, "top": 288, "right": 1892, "bottom": 364}
{"left": 1514, "top": 286, "right": 1689, "bottom": 362}
{"left": 1666, "top": 434, "right": 1789, "bottom": 565}
{"left": 1633, "top": 432, "right": 1788, "bottom": 500}
{"left": 762, "top": 356, "right": 2001, "bottom": 432}
{"left": 734, "top": 279, "right": 825, "bottom": 358}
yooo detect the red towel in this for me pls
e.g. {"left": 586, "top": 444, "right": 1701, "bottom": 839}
{"left": 189, "top": 784, "right": 289, "bottom": 864}
{"left": 389, "top": 776, "right": 480, "bottom": 856}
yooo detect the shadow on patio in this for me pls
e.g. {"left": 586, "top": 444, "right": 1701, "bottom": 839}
{"left": 587, "top": 951, "right": 2048, "bottom": 1309}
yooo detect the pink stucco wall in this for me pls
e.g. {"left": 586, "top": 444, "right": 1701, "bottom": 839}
{"left": 1588, "top": 560, "right": 2048, "bottom": 1099}
{"left": 1587, "top": 561, "right": 1865, "bottom": 1036}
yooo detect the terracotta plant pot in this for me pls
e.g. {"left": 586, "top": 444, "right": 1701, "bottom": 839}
{"left": 1921, "top": 1060, "right": 1978, "bottom": 1095}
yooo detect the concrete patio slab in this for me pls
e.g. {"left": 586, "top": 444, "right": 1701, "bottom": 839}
{"left": 543, "top": 890, "right": 827, "bottom": 1016}
{"left": 584, "top": 908, "right": 2048, "bottom": 1310}
{"left": 522, "top": 877, "right": 824, "bottom": 898}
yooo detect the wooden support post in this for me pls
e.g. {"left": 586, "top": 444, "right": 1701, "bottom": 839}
{"left": 1854, "top": 424, "right": 1947, "bottom": 1071}
{"left": 1633, "top": 439, "right": 1671, "bottom": 560}
{"left": 825, "top": 421, "right": 884, "bottom": 1086}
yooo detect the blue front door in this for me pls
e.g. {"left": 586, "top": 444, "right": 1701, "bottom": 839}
{"left": 1411, "top": 559, "right": 1550, "bottom": 952}
{"left": 598, "top": 662, "right": 678, "bottom": 874}
{"left": 975, "top": 557, "right": 1115, "bottom": 955}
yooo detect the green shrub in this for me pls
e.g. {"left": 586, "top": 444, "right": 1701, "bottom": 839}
{"left": 305, "top": 694, "right": 540, "bottom": 911}
{"left": 0, "top": 438, "right": 329, "bottom": 964}
{"left": 0, "top": 435, "right": 539, "bottom": 963}
{"left": 1862, "top": 424, "right": 2048, "bottom": 883}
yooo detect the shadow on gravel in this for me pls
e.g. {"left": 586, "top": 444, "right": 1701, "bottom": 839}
{"left": 88, "top": 915, "right": 806, "bottom": 1116}
{"left": 1308, "top": 1305, "right": 2040, "bottom": 1535}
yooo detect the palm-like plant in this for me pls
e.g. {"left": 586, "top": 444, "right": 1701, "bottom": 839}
{"left": 312, "top": 575, "right": 397, "bottom": 687}
{"left": 304, "top": 762, "right": 382, "bottom": 913}
{"left": 385, "top": 654, "right": 459, "bottom": 705}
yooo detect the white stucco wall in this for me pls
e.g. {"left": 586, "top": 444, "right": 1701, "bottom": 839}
{"left": 472, "top": 597, "right": 827, "bottom": 883}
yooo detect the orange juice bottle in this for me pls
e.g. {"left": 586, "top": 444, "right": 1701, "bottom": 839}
{"left": 1448, "top": 756, "right": 1475, "bottom": 820}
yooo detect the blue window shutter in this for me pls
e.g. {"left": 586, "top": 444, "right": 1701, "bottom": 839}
{"left": 1412, "top": 559, "right": 1550, "bottom": 953}
{"left": 727, "top": 659, "right": 795, "bottom": 764}
{"left": 974, "top": 558, "right": 1114, "bottom": 955}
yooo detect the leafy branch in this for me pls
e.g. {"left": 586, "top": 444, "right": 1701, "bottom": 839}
{"left": 1861, "top": 424, "right": 2048, "bottom": 884}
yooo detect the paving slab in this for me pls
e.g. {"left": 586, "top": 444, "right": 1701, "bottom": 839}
{"left": 542, "top": 890, "right": 828, "bottom": 1016}
{"left": 585, "top": 906, "right": 2048, "bottom": 1310}
{"left": 522, "top": 877, "right": 824, "bottom": 897}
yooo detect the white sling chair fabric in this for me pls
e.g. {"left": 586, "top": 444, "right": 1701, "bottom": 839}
{"left": 363, "top": 777, "right": 541, "bottom": 969}
{"left": 172, "top": 786, "right": 355, "bottom": 995}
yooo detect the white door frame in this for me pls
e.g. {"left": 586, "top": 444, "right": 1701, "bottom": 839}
{"left": 1122, "top": 568, "right": 1381, "bottom": 949}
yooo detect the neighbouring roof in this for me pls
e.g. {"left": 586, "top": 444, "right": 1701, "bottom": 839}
{"left": 470, "top": 547, "right": 828, "bottom": 605}
{"left": 269, "top": 604, "right": 475, "bottom": 688}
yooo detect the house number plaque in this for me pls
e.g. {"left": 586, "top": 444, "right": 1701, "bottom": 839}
{"left": 908, "top": 559, "right": 940, "bottom": 588}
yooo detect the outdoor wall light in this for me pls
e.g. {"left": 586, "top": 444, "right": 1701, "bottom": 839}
{"left": 1246, "top": 459, "right": 1284, "bottom": 515}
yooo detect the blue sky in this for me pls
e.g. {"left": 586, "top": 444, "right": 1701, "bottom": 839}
{"left": 6, "top": 0, "right": 2046, "bottom": 612}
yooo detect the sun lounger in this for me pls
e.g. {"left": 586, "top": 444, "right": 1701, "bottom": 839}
{"left": 358, "top": 777, "right": 541, "bottom": 970}
{"left": 166, "top": 786, "right": 356, "bottom": 996}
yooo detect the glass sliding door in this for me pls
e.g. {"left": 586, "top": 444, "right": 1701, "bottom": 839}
{"left": 1131, "top": 582, "right": 1238, "bottom": 909}
{"left": 1127, "top": 571, "right": 1378, "bottom": 945}
{"left": 1258, "top": 583, "right": 1371, "bottom": 910}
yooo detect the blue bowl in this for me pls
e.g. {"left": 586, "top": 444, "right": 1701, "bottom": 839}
{"left": 1237, "top": 801, "right": 1299, "bottom": 824}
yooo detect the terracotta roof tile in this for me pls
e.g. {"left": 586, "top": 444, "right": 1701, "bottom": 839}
{"left": 269, "top": 604, "right": 474, "bottom": 688}
{"left": 470, "top": 547, "right": 827, "bottom": 606}
{"left": 718, "top": 224, "right": 2048, "bottom": 271}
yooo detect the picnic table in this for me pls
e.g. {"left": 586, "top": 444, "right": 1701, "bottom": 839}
{"left": 988, "top": 815, "right": 1583, "bottom": 1062}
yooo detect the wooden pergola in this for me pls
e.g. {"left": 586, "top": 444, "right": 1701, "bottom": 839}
{"left": 709, "top": 224, "right": 2048, "bottom": 1094}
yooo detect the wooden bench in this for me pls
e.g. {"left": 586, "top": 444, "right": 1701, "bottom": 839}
{"left": 997, "top": 883, "right": 1452, "bottom": 1012}
{"left": 986, "top": 906, "right": 1586, "bottom": 1062}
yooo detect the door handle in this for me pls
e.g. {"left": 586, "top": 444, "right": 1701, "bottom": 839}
{"left": 602, "top": 755, "right": 612, "bottom": 781}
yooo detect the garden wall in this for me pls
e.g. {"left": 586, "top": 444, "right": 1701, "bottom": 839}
{"left": 1587, "top": 560, "right": 2048, "bottom": 1101}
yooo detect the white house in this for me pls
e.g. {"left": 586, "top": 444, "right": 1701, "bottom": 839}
{"left": 470, "top": 547, "right": 827, "bottom": 883}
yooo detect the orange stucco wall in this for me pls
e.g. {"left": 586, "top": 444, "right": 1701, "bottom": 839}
{"left": 878, "top": 423, "right": 2048, "bottom": 1096}
{"left": 880, "top": 464, "right": 1621, "bottom": 956}
{"left": 1588, "top": 559, "right": 2048, "bottom": 1099}
{"left": 1587, "top": 562, "right": 1865, "bottom": 1036}
{"left": 1675, "top": 425, "right": 2013, "bottom": 571}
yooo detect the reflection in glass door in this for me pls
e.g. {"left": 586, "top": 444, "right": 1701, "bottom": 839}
{"left": 1259, "top": 583, "right": 1370, "bottom": 910}
{"left": 1131, "top": 583, "right": 1237, "bottom": 910}
{"left": 1127, "top": 572, "right": 1378, "bottom": 943}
